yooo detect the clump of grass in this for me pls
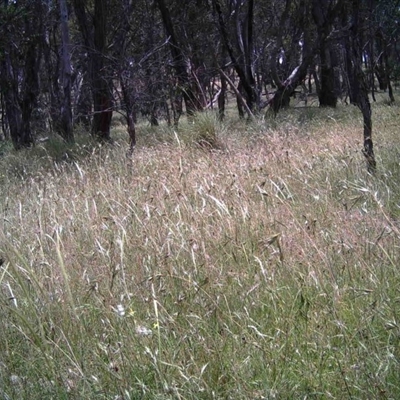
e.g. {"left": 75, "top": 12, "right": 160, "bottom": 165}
{"left": 0, "top": 130, "right": 101, "bottom": 183}
{"left": 178, "top": 111, "right": 223, "bottom": 149}
{"left": 0, "top": 102, "right": 400, "bottom": 398}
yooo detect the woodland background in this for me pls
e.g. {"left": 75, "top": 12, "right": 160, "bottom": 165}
{"left": 1, "top": 0, "right": 399, "bottom": 169}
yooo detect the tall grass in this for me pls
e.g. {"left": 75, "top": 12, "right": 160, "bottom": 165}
{"left": 0, "top": 105, "right": 399, "bottom": 399}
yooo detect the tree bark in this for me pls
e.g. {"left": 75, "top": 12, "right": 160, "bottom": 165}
{"left": 155, "top": 0, "right": 202, "bottom": 116}
{"left": 348, "top": 0, "right": 376, "bottom": 172}
{"left": 213, "top": 0, "right": 258, "bottom": 113}
{"left": 59, "top": 0, "right": 74, "bottom": 142}
{"left": 92, "top": 0, "right": 112, "bottom": 140}
{"left": 0, "top": 4, "right": 43, "bottom": 150}
{"left": 1, "top": 52, "right": 24, "bottom": 149}
{"left": 318, "top": 48, "right": 338, "bottom": 107}
{"left": 313, "top": 0, "right": 338, "bottom": 107}
{"left": 72, "top": 0, "right": 113, "bottom": 141}
{"left": 268, "top": 0, "right": 345, "bottom": 114}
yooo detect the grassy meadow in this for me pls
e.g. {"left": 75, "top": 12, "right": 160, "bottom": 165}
{"left": 0, "top": 102, "right": 400, "bottom": 399}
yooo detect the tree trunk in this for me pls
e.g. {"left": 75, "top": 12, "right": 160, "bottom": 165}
{"left": 313, "top": 0, "right": 338, "bottom": 107}
{"left": 319, "top": 48, "right": 338, "bottom": 107}
{"left": 0, "top": 8, "right": 42, "bottom": 150}
{"left": 72, "top": 0, "right": 113, "bottom": 141}
{"left": 348, "top": 0, "right": 376, "bottom": 172}
{"left": 59, "top": 0, "right": 74, "bottom": 142}
{"left": 155, "top": 0, "right": 202, "bottom": 116}
{"left": 381, "top": 33, "right": 395, "bottom": 103}
{"left": 0, "top": 93, "right": 9, "bottom": 140}
{"left": 92, "top": 0, "right": 113, "bottom": 140}
{"left": 359, "top": 94, "right": 376, "bottom": 172}
{"left": 1, "top": 53, "right": 24, "bottom": 149}
{"left": 212, "top": 0, "right": 258, "bottom": 113}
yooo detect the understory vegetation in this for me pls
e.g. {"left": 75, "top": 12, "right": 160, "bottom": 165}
{"left": 0, "top": 102, "right": 400, "bottom": 399}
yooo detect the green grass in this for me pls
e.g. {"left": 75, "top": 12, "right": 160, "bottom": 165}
{"left": 0, "top": 105, "right": 400, "bottom": 399}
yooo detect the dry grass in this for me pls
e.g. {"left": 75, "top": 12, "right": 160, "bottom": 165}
{"left": 0, "top": 103, "right": 399, "bottom": 399}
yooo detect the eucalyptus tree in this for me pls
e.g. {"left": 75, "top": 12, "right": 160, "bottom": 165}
{"left": 155, "top": 0, "right": 217, "bottom": 119}
{"left": 59, "top": 0, "right": 73, "bottom": 141}
{"left": 72, "top": 0, "right": 113, "bottom": 141}
{"left": 345, "top": 0, "right": 376, "bottom": 171}
{"left": 372, "top": 0, "right": 399, "bottom": 102}
{"left": 212, "top": 0, "right": 259, "bottom": 115}
{"left": 313, "top": 0, "right": 340, "bottom": 107}
{"left": 267, "top": 0, "right": 348, "bottom": 114}
{"left": 0, "top": 0, "right": 44, "bottom": 149}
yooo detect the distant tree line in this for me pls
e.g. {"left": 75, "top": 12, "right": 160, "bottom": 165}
{"left": 1, "top": 0, "right": 399, "bottom": 169}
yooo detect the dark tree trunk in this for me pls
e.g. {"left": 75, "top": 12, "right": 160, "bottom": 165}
{"left": 269, "top": 87, "right": 292, "bottom": 114}
{"left": 212, "top": 0, "right": 258, "bottom": 113}
{"left": 71, "top": 0, "right": 94, "bottom": 130}
{"left": 21, "top": 12, "right": 43, "bottom": 147}
{"left": 374, "top": 28, "right": 388, "bottom": 91}
{"left": 345, "top": 46, "right": 359, "bottom": 105}
{"left": 387, "top": 76, "right": 395, "bottom": 103}
{"left": 269, "top": 48, "right": 317, "bottom": 114}
{"left": 319, "top": 49, "right": 338, "bottom": 107}
{"left": 91, "top": 0, "right": 112, "bottom": 140}
{"left": 379, "top": 29, "right": 395, "bottom": 103}
{"left": 347, "top": 0, "right": 376, "bottom": 172}
{"left": 72, "top": 0, "right": 113, "bottom": 141}
{"left": 143, "top": 67, "right": 160, "bottom": 126}
{"left": 1, "top": 53, "right": 24, "bottom": 149}
{"left": 59, "top": 0, "right": 74, "bottom": 142}
{"left": 375, "top": 64, "right": 388, "bottom": 91}
{"left": 269, "top": 0, "right": 345, "bottom": 114}
{"left": 0, "top": 94, "right": 9, "bottom": 140}
{"left": 359, "top": 94, "right": 375, "bottom": 172}
{"left": 0, "top": 5, "right": 43, "bottom": 150}
{"left": 269, "top": 0, "right": 312, "bottom": 114}
{"left": 43, "top": 29, "right": 61, "bottom": 135}
{"left": 313, "top": 0, "right": 338, "bottom": 107}
{"left": 155, "top": 0, "right": 202, "bottom": 116}
{"left": 368, "top": 31, "right": 376, "bottom": 102}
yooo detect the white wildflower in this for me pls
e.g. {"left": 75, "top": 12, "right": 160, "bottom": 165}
{"left": 116, "top": 304, "right": 125, "bottom": 317}
{"left": 136, "top": 325, "right": 152, "bottom": 337}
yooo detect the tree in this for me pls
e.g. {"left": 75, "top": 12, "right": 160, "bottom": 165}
{"left": 212, "top": 0, "right": 259, "bottom": 114}
{"left": 313, "top": 0, "right": 340, "bottom": 107}
{"left": 59, "top": 0, "right": 73, "bottom": 142}
{"left": 155, "top": 0, "right": 204, "bottom": 117}
{"left": 346, "top": 0, "right": 376, "bottom": 172}
{"left": 373, "top": 0, "right": 398, "bottom": 103}
{"left": 0, "top": 0, "right": 44, "bottom": 149}
{"left": 72, "top": 0, "right": 113, "bottom": 141}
